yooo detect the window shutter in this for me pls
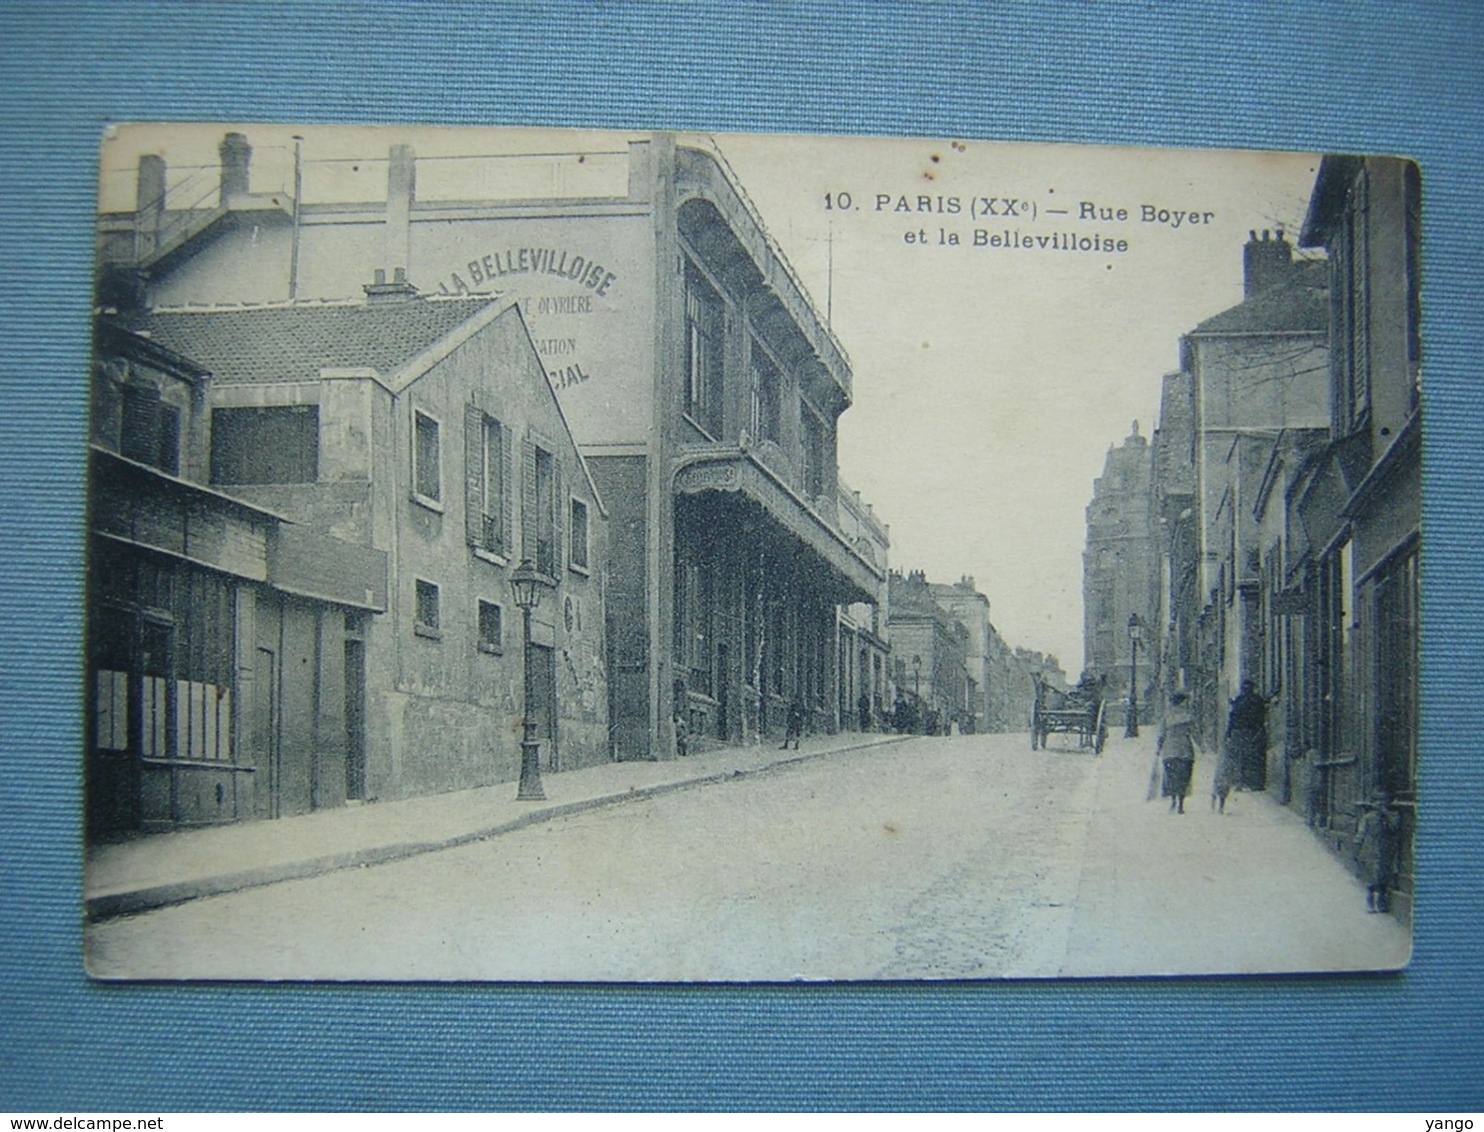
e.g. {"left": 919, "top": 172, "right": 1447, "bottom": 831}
{"left": 121, "top": 383, "right": 161, "bottom": 465}
{"left": 553, "top": 458, "right": 565, "bottom": 574}
{"left": 157, "top": 403, "right": 181, "bottom": 475}
{"left": 464, "top": 404, "right": 484, "bottom": 547}
{"left": 500, "top": 422, "right": 514, "bottom": 556}
{"left": 522, "top": 432, "right": 538, "bottom": 563}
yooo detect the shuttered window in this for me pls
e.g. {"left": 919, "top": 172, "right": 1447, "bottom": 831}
{"left": 569, "top": 498, "right": 590, "bottom": 573}
{"left": 121, "top": 383, "right": 182, "bottom": 474}
{"left": 523, "top": 434, "right": 563, "bottom": 577}
{"left": 465, "top": 405, "right": 512, "bottom": 555}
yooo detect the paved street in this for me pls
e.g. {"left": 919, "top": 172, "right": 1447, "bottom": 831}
{"left": 86, "top": 730, "right": 1408, "bottom": 981}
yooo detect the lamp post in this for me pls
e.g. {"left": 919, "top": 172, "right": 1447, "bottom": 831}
{"left": 1126, "top": 612, "right": 1143, "bottom": 739}
{"left": 912, "top": 654, "right": 922, "bottom": 734}
{"left": 511, "top": 558, "right": 549, "bottom": 801}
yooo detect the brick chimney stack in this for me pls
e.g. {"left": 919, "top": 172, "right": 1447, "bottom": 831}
{"left": 1243, "top": 228, "right": 1294, "bottom": 299}
{"left": 136, "top": 153, "right": 166, "bottom": 255}
{"left": 386, "top": 144, "right": 416, "bottom": 275}
{"left": 219, "top": 132, "right": 252, "bottom": 200}
{"left": 364, "top": 266, "right": 420, "bottom": 303}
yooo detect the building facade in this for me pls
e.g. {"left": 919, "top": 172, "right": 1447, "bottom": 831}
{"left": 1146, "top": 187, "right": 1419, "bottom": 917}
{"left": 88, "top": 317, "right": 387, "bottom": 833}
{"left": 1294, "top": 155, "right": 1421, "bottom": 915}
{"left": 135, "top": 290, "right": 611, "bottom": 804}
{"left": 887, "top": 570, "right": 972, "bottom": 733}
{"left": 836, "top": 482, "right": 891, "bottom": 732}
{"left": 1154, "top": 231, "right": 1330, "bottom": 755}
{"left": 930, "top": 577, "right": 995, "bottom": 733}
{"left": 1082, "top": 421, "right": 1156, "bottom": 713}
{"left": 99, "top": 129, "right": 883, "bottom": 758}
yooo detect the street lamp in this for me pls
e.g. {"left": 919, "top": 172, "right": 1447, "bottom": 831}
{"left": 1126, "top": 613, "right": 1143, "bottom": 739}
{"left": 511, "top": 558, "right": 550, "bottom": 801}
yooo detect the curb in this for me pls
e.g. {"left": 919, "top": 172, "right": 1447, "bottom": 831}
{"left": 85, "top": 733, "right": 914, "bottom": 923}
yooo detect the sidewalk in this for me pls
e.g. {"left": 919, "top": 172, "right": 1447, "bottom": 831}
{"left": 84, "top": 730, "right": 911, "bottom": 922}
{"left": 1061, "top": 725, "right": 1411, "bottom": 975}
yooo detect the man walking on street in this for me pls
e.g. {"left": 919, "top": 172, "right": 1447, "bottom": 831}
{"left": 1226, "top": 679, "right": 1268, "bottom": 791}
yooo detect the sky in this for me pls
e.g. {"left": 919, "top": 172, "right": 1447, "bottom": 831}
{"left": 98, "top": 124, "right": 1322, "bottom": 672}
{"left": 718, "top": 131, "right": 1322, "bottom": 671}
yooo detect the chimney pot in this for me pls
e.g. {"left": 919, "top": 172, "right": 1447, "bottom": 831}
{"left": 219, "top": 132, "right": 252, "bottom": 199}
{"left": 364, "top": 267, "right": 420, "bottom": 303}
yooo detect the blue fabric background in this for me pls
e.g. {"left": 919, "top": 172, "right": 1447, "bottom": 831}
{"left": 2, "top": 0, "right": 1480, "bottom": 1111}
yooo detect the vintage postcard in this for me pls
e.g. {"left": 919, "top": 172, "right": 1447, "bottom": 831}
{"left": 83, "top": 124, "right": 1417, "bottom": 980}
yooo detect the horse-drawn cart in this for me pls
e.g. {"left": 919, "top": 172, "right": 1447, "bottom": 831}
{"left": 1031, "top": 678, "right": 1107, "bottom": 754}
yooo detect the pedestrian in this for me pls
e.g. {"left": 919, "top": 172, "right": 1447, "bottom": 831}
{"left": 1212, "top": 721, "right": 1242, "bottom": 814}
{"left": 781, "top": 698, "right": 804, "bottom": 750}
{"left": 1226, "top": 678, "right": 1268, "bottom": 791}
{"left": 673, "top": 709, "right": 689, "bottom": 758}
{"left": 1356, "top": 787, "right": 1403, "bottom": 913}
{"left": 858, "top": 691, "right": 872, "bottom": 733}
{"left": 1156, "top": 691, "right": 1196, "bottom": 814}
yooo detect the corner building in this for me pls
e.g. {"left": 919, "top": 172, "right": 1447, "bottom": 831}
{"left": 101, "top": 130, "right": 882, "bottom": 757}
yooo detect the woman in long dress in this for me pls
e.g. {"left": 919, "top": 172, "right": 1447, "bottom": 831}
{"left": 1157, "top": 692, "right": 1196, "bottom": 814}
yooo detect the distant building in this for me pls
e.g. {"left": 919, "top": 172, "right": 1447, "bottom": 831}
{"left": 1011, "top": 647, "right": 1068, "bottom": 730}
{"left": 1082, "top": 421, "right": 1156, "bottom": 712}
{"left": 887, "top": 570, "right": 972, "bottom": 733}
{"left": 836, "top": 482, "right": 891, "bottom": 731}
{"left": 930, "top": 576, "right": 993, "bottom": 733}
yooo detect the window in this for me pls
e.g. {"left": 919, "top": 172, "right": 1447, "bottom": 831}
{"left": 465, "top": 406, "right": 510, "bottom": 555}
{"left": 120, "top": 383, "right": 183, "bottom": 475}
{"left": 751, "top": 346, "right": 782, "bottom": 444}
{"left": 532, "top": 445, "right": 558, "bottom": 576}
{"left": 211, "top": 405, "right": 318, "bottom": 485}
{"left": 477, "top": 599, "right": 503, "bottom": 654}
{"left": 684, "top": 261, "right": 725, "bottom": 436}
{"left": 88, "top": 551, "right": 235, "bottom": 766}
{"left": 414, "top": 410, "right": 441, "bottom": 504}
{"left": 569, "top": 498, "right": 589, "bottom": 573}
{"left": 414, "top": 579, "right": 440, "bottom": 638}
{"left": 1404, "top": 160, "right": 1422, "bottom": 411}
{"left": 800, "top": 404, "right": 826, "bottom": 499}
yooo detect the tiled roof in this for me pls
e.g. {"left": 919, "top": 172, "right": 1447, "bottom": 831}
{"left": 1188, "top": 260, "right": 1328, "bottom": 336}
{"left": 142, "top": 296, "right": 501, "bottom": 385}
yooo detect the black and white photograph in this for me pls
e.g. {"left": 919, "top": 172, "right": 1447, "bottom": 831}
{"left": 83, "top": 124, "right": 1419, "bottom": 981}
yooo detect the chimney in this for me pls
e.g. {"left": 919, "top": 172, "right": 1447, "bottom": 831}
{"left": 136, "top": 153, "right": 166, "bottom": 255}
{"left": 219, "top": 132, "right": 252, "bottom": 200}
{"left": 386, "top": 144, "right": 416, "bottom": 275}
{"left": 363, "top": 266, "right": 420, "bottom": 303}
{"left": 1243, "top": 228, "right": 1294, "bottom": 299}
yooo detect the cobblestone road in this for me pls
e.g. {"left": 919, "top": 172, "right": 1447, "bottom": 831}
{"left": 87, "top": 729, "right": 1407, "bottom": 980}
